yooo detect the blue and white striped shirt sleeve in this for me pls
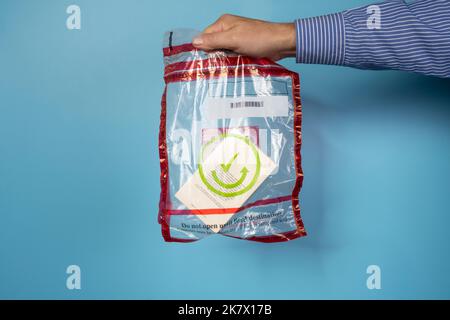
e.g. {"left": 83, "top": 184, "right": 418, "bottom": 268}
{"left": 295, "top": 0, "right": 450, "bottom": 78}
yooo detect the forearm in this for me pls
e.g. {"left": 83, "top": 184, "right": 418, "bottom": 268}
{"left": 295, "top": 0, "right": 450, "bottom": 78}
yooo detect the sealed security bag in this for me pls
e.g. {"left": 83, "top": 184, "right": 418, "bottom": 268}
{"left": 158, "top": 29, "right": 306, "bottom": 242}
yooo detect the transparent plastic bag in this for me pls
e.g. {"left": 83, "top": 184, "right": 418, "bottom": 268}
{"left": 158, "top": 29, "right": 306, "bottom": 242}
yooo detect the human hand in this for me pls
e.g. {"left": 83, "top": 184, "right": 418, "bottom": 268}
{"left": 192, "top": 14, "right": 296, "bottom": 61}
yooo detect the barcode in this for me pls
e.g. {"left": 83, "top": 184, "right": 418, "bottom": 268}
{"left": 230, "top": 101, "right": 264, "bottom": 109}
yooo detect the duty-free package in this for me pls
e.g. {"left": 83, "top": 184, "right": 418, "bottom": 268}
{"left": 158, "top": 29, "right": 306, "bottom": 242}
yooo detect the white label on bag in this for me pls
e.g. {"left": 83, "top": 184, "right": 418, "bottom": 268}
{"left": 175, "top": 134, "right": 277, "bottom": 233}
{"left": 202, "top": 96, "right": 289, "bottom": 120}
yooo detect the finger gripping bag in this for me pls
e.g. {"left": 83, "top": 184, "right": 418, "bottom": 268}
{"left": 159, "top": 29, "right": 306, "bottom": 242}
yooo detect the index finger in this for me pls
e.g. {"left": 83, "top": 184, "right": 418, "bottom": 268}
{"left": 203, "top": 14, "right": 235, "bottom": 34}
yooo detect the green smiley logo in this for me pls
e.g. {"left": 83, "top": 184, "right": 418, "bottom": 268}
{"left": 198, "top": 133, "right": 261, "bottom": 198}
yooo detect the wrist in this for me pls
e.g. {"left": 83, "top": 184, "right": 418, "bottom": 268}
{"left": 274, "top": 23, "right": 296, "bottom": 59}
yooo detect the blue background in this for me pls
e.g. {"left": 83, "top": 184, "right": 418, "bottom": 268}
{"left": 1, "top": 0, "right": 449, "bottom": 299}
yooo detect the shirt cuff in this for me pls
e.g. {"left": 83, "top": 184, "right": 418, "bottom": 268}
{"left": 295, "top": 12, "right": 346, "bottom": 65}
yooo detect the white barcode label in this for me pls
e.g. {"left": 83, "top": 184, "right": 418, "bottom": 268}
{"left": 230, "top": 101, "right": 264, "bottom": 109}
{"left": 202, "top": 96, "right": 289, "bottom": 120}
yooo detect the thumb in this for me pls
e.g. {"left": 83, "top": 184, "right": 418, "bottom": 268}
{"left": 192, "top": 31, "right": 235, "bottom": 51}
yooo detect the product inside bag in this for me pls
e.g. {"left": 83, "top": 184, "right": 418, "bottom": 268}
{"left": 159, "top": 29, "right": 306, "bottom": 242}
